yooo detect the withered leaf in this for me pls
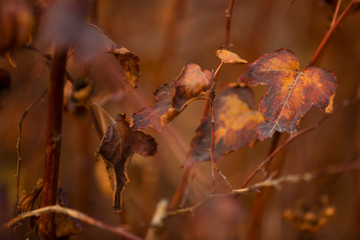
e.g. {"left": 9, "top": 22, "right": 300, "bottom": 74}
{"left": 173, "top": 63, "right": 214, "bottom": 110}
{"left": 97, "top": 114, "right": 157, "bottom": 213}
{"left": 131, "top": 82, "right": 180, "bottom": 131}
{"left": 187, "top": 83, "right": 264, "bottom": 163}
{"left": 238, "top": 49, "right": 338, "bottom": 140}
{"left": 110, "top": 47, "right": 140, "bottom": 88}
{"left": 132, "top": 63, "right": 214, "bottom": 131}
{"left": 216, "top": 48, "right": 247, "bottom": 64}
{"left": 16, "top": 179, "right": 83, "bottom": 238}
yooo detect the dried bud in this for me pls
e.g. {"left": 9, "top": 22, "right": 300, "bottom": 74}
{"left": 0, "top": 0, "right": 35, "bottom": 52}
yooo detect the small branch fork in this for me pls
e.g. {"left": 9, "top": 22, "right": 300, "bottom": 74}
{"left": 241, "top": 93, "right": 360, "bottom": 188}
{"left": 1, "top": 205, "right": 143, "bottom": 240}
{"left": 309, "top": 0, "right": 359, "bottom": 66}
{"left": 170, "top": 0, "right": 236, "bottom": 209}
{"left": 167, "top": 158, "right": 360, "bottom": 217}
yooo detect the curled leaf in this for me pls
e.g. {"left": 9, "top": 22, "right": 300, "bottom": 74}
{"left": 132, "top": 63, "right": 213, "bottom": 131}
{"left": 16, "top": 179, "right": 83, "bottom": 238}
{"left": 110, "top": 47, "right": 140, "bottom": 88}
{"left": 97, "top": 114, "right": 157, "bottom": 212}
{"left": 216, "top": 48, "right": 247, "bottom": 64}
{"left": 238, "top": 49, "right": 338, "bottom": 140}
{"left": 187, "top": 83, "right": 264, "bottom": 163}
{"left": 131, "top": 82, "right": 179, "bottom": 131}
{"left": 173, "top": 63, "right": 214, "bottom": 110}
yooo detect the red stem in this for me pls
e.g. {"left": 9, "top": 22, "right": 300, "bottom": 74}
{"left": 38, "top": 46, "right": 68, "bottom": 239}
{"left": 331, "top": 0, "right": 342, "bottom": 28}
{"left": 309, "top": 0, "right": 357, "bottom": 66}
{"left": 224, "top": 0, "right": 235, "bottom": 48}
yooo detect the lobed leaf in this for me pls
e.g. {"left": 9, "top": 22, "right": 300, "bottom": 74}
{"left": 97, "top": 114, "right": 157, "bottom": 213}
{"left": 187, "top": 83, "right": 264, "bottom": 163}
{"left": 238, "top": 49, "right": 338, "bottom": 140}
{"left": 132, "top": 63, "right": 214, "bottom": 131}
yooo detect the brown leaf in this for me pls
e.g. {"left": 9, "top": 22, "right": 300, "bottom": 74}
{"left": 16, "top": 179, "right": 83, "bottom": 238}
{"left": 187, "top": 83, "right": 264, "bottom": 163}
{"left": 216, "top": 48, "right": 248, "bottom": 64}
{"left": 131, "top": 82, "right": 179, "bottom": 131}
{"left": 132, "top": 63, "right": 213, "bottom": 131}
{"left": 173, "top": 63, "right": 214, "bottom": 110}
{"left": 238, "top": 49, "right": 338, "bottom": 140}
{"left": 97, "top": 114, "right": 157, "bottom": 213}
{"left": 110, "top": 47, "right": 140, "bottom": 88}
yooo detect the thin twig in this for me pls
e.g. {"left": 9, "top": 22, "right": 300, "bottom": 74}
{"left": 309, "top": 0, "right": 358, "bottom": 66}
{"left": 167, "top": 159, "right": 360, "bottom": 217}
{"left": 15, "top": 90, "right": 48, "bottom": 208}
{"left": 331, "top": 0, "right": 343, "bottom": 28}
{"left": 1, "top": 205, "right": 143, "bottom": 240}
{"left": 241, "top": 94, "right": 360, "bottom": 188}
{"left": 224, "top": 0, "right": 235, "bottom": 49}
{"left": 145, "top": 199, "right": 169, "bottom": 240}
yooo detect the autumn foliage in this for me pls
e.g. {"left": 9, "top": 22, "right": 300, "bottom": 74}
{"left": 0, "top": 0, "right": 360, "bottom": 240}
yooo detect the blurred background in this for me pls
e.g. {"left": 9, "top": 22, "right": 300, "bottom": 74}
{"left": 0, "top": 0, "right": 360, "bottom": 239}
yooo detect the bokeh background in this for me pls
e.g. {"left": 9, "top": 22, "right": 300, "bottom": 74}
{"left": 1, "top": 0, "right": 360, "bottom": 239}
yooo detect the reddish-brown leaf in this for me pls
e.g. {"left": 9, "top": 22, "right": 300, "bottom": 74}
{"left": 97, "top": 114, "right": 157, "bottom": 213}
{"left": 238, "top": 49, "right": 338, "bottom": 140}
{"left": 110, "top": 47, "right": 140, "bottom": 88}
{"left": 16, "top": 179, "right": 83, "bottom": 238}
{"left": 132, "top": 63, "right": 213, "bottom": 131}
{"left": 173, "top": 63, "right": 214, "bottom": 110}
{"left": 216, "top": 48, "right": 247, "bottom": 64}
{"left": 187, "top": 83, "right": 264, "bottom": 163}
{"left": 131, "top": 82, "right": 180, "bottom": 131}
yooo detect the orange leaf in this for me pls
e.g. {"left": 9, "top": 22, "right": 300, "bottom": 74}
{"left": 97, "top": 114, "right": 157, "bottom": 213}
{"left": 132, "top": 63, "right": 214, "bottom": 131}
{"left": 238, "top": 49, "right": 338, "bottom": 140}
{"left": 216, "top": 48, "right": 247, "bottom": 64}
{"left": 110, "top": 47, "right": 140, "bottom": 88}
{"left": 187, "top": 83, "right": 264, "bottom": 163}
{"left": 173, "top": 63, "right": 214, "bottom": 110}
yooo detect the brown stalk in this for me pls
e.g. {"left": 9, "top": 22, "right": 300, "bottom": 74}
{"left": 241, "top": 94, "right": 360, "bottom": 188}
{"left": 169, "top": 0, "right": 237, "bottom": 208}
{"left": 2, "top": 205, "right": 143, "bottom": 240}
{"left": 309, "top": 0, "right": 358, "bottom": 66}
{"left": 224, "top": 0, "right": 235, "bottom": 48}
{"left": 167, "top": 159, "right": 360, "bottom": 217}
{"left": 38, "top": 46, "right": 68, "bottom": 239}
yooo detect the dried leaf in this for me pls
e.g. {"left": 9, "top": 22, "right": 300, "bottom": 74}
{"left": 216, "top": 48, "right": 247, "bottom": 64}
{"left": 187, "top": 83, "right": 264, "bottom": 163}
{"left": 16, "top": 179, "right": 83, "bottom": 238}
{"left": 97, "top": 114, "right": 157, "bottom": 212}
{"left": 173, "top": 63, "right": 214, "bottom": 110}
{"left": 238, "top": 49, "right": 338, "bottom": 140}
{"left": 110, "top": 47, "right": 140, "bottom": 88}
{"left": 132, "top": 63, "right": 214, "bottom": 131}
{"left": 131, "top": 82, "right": 179, "bottom": 131}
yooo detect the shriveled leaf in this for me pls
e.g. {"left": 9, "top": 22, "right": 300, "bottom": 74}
{"left": 16, "top": 179, "right": 83, "bottom": 238}
{"left": 216, "top": 48, "right": 247, "bottom": 64}
{"left": 238, "top": 49, "right": 338, "bottom": 140}
{"left": 97, "top": 114, "right": 157, "bottom": 213}
{"left": 187, "top": 83, "right": 264, "bottom": 163}
{"left": 173, "top": 63, "right": 214, "bottom": 110}
{"left": 131, "top": 82, "right": 180, "bottom": 131}
{"left": 109, "top": 47, "right": 140, "bottom": 88}
{"left": 132, "top": 63, "right": 213, "bottom": 131}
